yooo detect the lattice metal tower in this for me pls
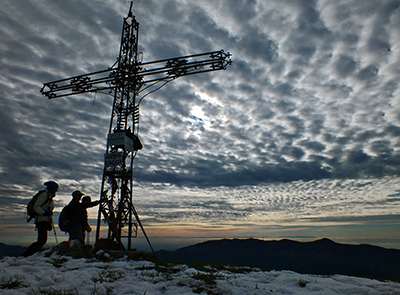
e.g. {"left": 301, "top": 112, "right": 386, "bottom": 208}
{"left": 41, "top": 3, "right": 232, "bottom": 251}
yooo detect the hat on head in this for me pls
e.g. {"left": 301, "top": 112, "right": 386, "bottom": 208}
{"left": 81, "top": 196, "right": 92, "bottom": 203}
{"left": 72, "top": 190, "right": 84, "bottom": 197}
{"left": 44, "top": 181, "right": 59, "bottom": 191}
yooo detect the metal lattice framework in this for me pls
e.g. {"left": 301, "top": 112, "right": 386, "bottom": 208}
{"left": 40, "top": 3, "right": 232, "bottom": 251}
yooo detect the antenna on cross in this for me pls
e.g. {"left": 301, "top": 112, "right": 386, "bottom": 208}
{"left": 128, "top": 1, "right": 133, "bottom": 17}
{"left": 40, "top": 4, "right": 232, "bottom": 252}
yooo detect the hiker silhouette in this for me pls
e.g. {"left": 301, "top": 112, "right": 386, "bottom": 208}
{"left": 61, "top": 190, "right": 100, "bottom": 245}
{"left": 22, "top": 181, "right": 58, "bottom": 257}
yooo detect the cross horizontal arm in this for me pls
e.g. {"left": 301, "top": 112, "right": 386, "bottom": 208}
{"left": 40, "top": 50, "right": 232, "bottom": 99}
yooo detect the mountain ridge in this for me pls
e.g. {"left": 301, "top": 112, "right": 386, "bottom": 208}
{"left": 0, "top": 242, "right": 27, "bottom": 257}
{"left": 156, "top": 238, "right": 400, "bottom": 281}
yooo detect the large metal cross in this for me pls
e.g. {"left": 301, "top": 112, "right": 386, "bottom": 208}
{"left": 40, "top": 3, "right": 232, "bottom": 251}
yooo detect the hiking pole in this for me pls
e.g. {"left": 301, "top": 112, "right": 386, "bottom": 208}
{"left": 51, "top": 217, "right": 59, "bottom": 244}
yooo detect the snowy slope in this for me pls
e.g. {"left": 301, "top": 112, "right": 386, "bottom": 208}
{"left": 0, "top": 250, "right": 399, "bottom": 295}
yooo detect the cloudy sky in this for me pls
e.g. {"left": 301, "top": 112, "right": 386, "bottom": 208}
{"left": 1, "top": 0, "right": 400, "bottom": 251}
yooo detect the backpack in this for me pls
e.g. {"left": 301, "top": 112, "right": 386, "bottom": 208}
{"left": 58, "top": 204, "right": 73, "bottom": 232}
{"left": 27, "top": 190, "right": 50, "bottom": 222}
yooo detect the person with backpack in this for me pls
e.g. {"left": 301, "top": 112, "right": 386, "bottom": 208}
{"left": 59, "top": 190, "right": 100, "bottom": 244}
{"left": 22, "top": 181, "right": 59, "bottom": 257}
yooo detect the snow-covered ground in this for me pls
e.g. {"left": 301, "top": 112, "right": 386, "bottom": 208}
{"left": 0, "top": 249, "right": 399, "bottom": 295}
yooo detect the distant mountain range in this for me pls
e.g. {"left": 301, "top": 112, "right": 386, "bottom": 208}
{"left": 0, "top": 243, "right": 26, "bottom": 257}
{"left": 156, "top": 238, "right": 400, "bottom": 282}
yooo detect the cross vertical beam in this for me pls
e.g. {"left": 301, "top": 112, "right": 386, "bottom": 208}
{"left": 95, "top": 3, "right": 143, "bottom": 250}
